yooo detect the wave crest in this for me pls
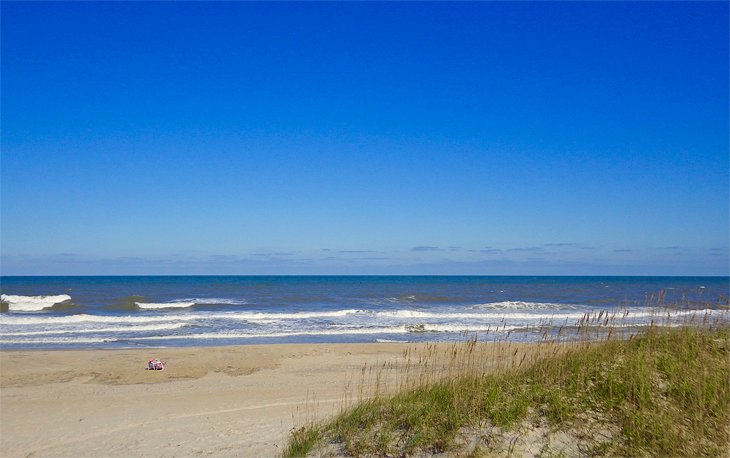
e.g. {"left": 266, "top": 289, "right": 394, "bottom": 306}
{"left": 0, "top": 322, "right": 188, "bottom": 336}
{"left": 136, "top": 302, "right": 194, "bottom": 310}
{"left": 406, "top": 323, "right": 519, "bottom": 333}
{"left": 181, "top": 298, "right": 248, "bottom": 305}
{"left": 0, "top": 314, "right": 198, "bottom": 325}
{"left": 1, "top": 294, "right": 72, "bottom": 312}
{"left": 472, "top": 301, "right": 580, "bottom": 311}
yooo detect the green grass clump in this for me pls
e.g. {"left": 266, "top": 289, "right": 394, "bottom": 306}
{"left": 284, "top": 325, "right": 730, "bottom": 457}
{"left": 285, "top": 423, "right": 324, "bottom": 457}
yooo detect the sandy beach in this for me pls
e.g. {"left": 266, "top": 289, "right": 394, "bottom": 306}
{"left": 0, "top": 343, "right": 434, "bottom": 457}
{"left": 1, "top": 334, "right": 725, "bottom": 457}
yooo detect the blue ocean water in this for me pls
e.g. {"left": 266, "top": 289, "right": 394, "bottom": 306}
{"left": 1, "top": 276, "right": 728, "bottom": 349}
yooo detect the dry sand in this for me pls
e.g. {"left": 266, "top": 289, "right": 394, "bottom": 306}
{"left": 1, "top": 343, "right": 419, "bottom": 457}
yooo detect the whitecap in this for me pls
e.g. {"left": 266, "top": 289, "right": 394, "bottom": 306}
{"left": 0, "top": 322, "right": 187, "bottom": 336}
{"left": 208, "top": 309, "right": 363, "bottom": 320}
{"left": 471, "top": 301, "right": 580, "bottom": 311}
{"left": 0, "top": 336, "right": 117, "bottom": 344}
{"left": 136, "top": 302, "right": 195, "bottom": 309}
{"left": 406, "top": 323, "right": 520, "bottom": 333}
{"left": 179, "top": 298, "right": 248, "bottom": 305}
{"left": 133, "top": 326, "right": 411, "bottom": 340}
{"left": 0, "top": 314, "right": 198, "bottom": 325}
{"left": 1, "top": 294, "right": 72, "bottom": 312}
{"left": 373, "top": 309, "right": 586, "bottom": 321}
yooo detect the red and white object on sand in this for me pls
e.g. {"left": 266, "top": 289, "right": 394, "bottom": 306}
{"left": 148, "top": 358, "right": 165, "bottom": 370}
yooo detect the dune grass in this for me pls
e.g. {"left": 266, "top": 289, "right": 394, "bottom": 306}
{"left": 284, "top": 322, "right": 730, "bottom": 456}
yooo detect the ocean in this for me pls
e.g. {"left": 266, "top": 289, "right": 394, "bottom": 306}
{"left": 1, "top": 276, "right": 728, "bottom": 349}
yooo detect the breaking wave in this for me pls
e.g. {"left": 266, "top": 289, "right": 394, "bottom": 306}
{"left": 0, "top": 305, "right": 725, "bottom": 348}
{"left": 0, "top": 322, "right": 187, "bottom": 336}
{"left": 0, "top": 336, "right": 116, "bottom": 345}
{"left": 0, "top": 294, "right": 72, "bottom": 312}
{"left": 472, "top": 301, "right": 580, "bottom": 311}
{"left": 136, "top": 301, "right": 195, "bottom": 309}
{"left": 180, "top": 298, "right": 248, "bottom": 305}
{"left": 0, "top": 314, "right": 199, "bottom": 325}
{"left": 217, "top": 309, "right": 363, "bottom": 320}
{"left": 133, "top": 327, "right": 412, "bottom": 340}
{"left": 1, "top": 307, "right": 723, "bottom": 326}
{"left": 405, "top": 323, "right": 520, "bottom": 333}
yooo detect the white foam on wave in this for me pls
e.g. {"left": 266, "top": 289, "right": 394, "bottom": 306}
{"left": 0, "top": 309, "right": 346, "bottom": 326}
{"left": 493, "top": 308, "right": 728, "bottom": 323}
{"left": 179, "top": 298, "right": 248, "bottom": 305}
{"left": 406, "top": 323, "right": 520, "bottom": 333}
{"left": 1, "top": 294, "right": 72, "bottom": 312}
{"left": 0, "top": 322, "right": 188, "bottom": 337}
{"left": 0, "top": 314, "right": 199, "bottom": 325}
{"left": 0, "top": 336, "right": 117, "bottom": 344}
{"left": 374, "top": 309, "right": 589, "bottom": 321}
{"left": 134, "top": 326, "right": 411, "bottom": 340}
{"left": 214, "top": 309, "right": 363, "bottom": 320}
{"left": 136, "top": 302, "right": 195, "bottom": 309}
{"left": 247, "top": 319, "right": 279, "bottom": 325}
{"left": 472, "top": 301, "right": 580, "bottom": 311}
{"left": 209, "top": 308, "right": 558, "bottom": 321}
{"left": 132, "top": 324, "right": 522, "bottom": 340}
{"left": 234, "top": 307, "right": 728, "bottom": 329}
{"left": 370, "top": 310, "right": 556, "bottom": 320}
{"left": 1, "top": 308, "right": 724, "bottom": 348}
{"left": 2, "top": 307, "right": 723, "bottom": 327}
{"left": 373, "top": 310, "right": 441, "bottom": 318}
{"left": 216, "top": 308, "right": 570, "bottom": 321}
{"left": 384, "top": 295, "right": 417, "bottom": 303}
{"left": 564, "top": 322, "right": 685, "bottom": 330}
{"left": 621, "top": 308, "right": 728, "bottom": 319}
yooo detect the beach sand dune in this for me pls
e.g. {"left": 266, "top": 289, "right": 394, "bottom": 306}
{"left": 0, "top": 344, "right": 414, "bottom": 457}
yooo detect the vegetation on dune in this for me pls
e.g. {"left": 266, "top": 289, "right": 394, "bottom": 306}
{"left": 284, "top": 321, "right": 730, "bottom": 457}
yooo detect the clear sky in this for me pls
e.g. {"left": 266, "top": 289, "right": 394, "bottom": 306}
{"left": 1, "top": 1, "right": 728, "bottom": 276}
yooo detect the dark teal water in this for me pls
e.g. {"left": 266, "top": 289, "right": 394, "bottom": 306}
{"left": 1, "top": 276, "right": 728, "bottom": 348}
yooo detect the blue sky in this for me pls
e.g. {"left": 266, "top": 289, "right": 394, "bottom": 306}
{"left": 1, "top": 2, "right": 728, "bottom": 276}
